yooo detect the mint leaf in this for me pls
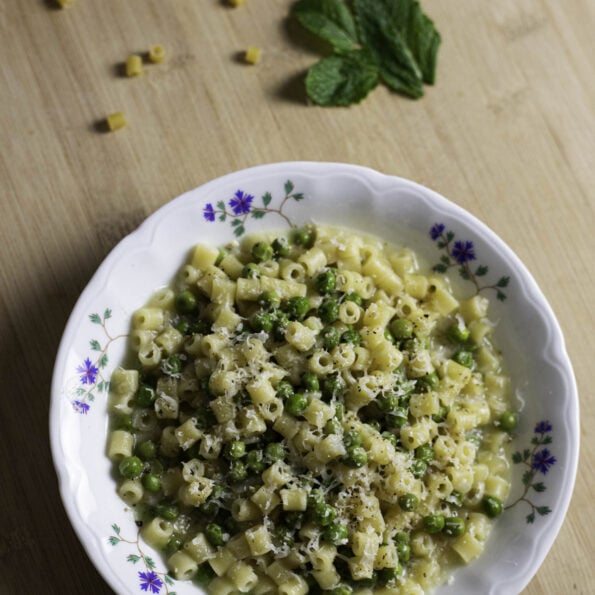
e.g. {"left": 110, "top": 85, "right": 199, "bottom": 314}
{"left": 392, "top": 0, "right": 441, "bottom": 84}
{"left": 293, "top": 0, "right": 358, "bottom": 53}
{"left": 354, "top": 0, "right": 423, "bottom": 98}
{"left": 306, "top": 48, "right": 379, "bottom": 106}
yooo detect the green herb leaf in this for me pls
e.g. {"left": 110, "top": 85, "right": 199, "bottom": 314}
{"left": 305, "top": 48, "right": 379, "bottom": 106}
{"left": 393, "top": 0, "right": 441, "bottom": 84}
{"left": 292, "top": 0, "right": 358, "bottom": 53}
{"left": 353, "top": 0, "right": 422, "bottom": 97}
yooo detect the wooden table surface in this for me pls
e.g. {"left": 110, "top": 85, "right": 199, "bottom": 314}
{"left": 1, "top": 1, "right": 593, "bottom": 593}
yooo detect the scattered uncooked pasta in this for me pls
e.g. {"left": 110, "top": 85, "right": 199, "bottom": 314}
{"left": 107, "top": 225, "right": 513, "bottom": 593}
{"left": 105, "top": 112, "right": 126, "bottom": 131}
{"left": 149, "top": 45, "right": 166, "bottom": 64}
{"left": 244, "top": 47, "right": 262, "bottom": 65}
{"left": 125, "top": 54, "right": 143, "bottom": 77}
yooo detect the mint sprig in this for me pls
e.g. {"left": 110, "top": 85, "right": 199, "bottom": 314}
{"left": 305, "top": 48, "right": 380, "bottom": 106}
{"left": 292, "top": 0, "right": 441, "bottom": 106}
{"left": 293, "top": 0, "right": 358, "bottom": 52}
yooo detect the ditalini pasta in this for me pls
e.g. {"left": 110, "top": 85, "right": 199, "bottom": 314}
{"left": 107, "top": 225, "right": 514, "bottom": 593}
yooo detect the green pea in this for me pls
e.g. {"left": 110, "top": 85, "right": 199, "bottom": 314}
{"left": 386, "top": 408, "right": 408, "bottom": 429}
{"left": 251, "top": 241, "right": 274, "bottom": 263}
{"left": 228, "top": 460, "right": 247, "bottom": 483}
{"left": 345, "top": 446, "right": 368, "bottom": 468}
{"left": 246, "top": 449, "right": 265, "bottom": 472}
{"left": 272, "top": 237, "right": 290, "bottom": 258}
{"left": 283, "top": 296, "right": 311, "bottom": 321}
{"left": 250, "top": 311, "right": 275, "bottom": 333}
{"left": 205, "top": 523, "right": 227, "bottom": 546}
{"left": 398, "top": 493, "right": 419, "bottom": 512}
{"left": 174, "top": 319, "right": 191, "bottom": 335}
{"left": 343, "top": 430, "right": 363, "bottom": 448}
{"left": 379, "top": 393, "right": 400, "bottom": 414}
{"left": 483, "top": 495, "right": 504, "bottom": 518}
{"left": 390, "top": 318, "right": 414, "bottom": 340}
{"left": 194, "top": 563, "right": 215, "bottom": 585}
{"left": 293, "top": 226, "right": 315, "bottom": 248}
{"left": 118, "top": 456, "right": 143, "bottom": 480}
{"left": 319, "top": 299, "right": 339, "bottom": 323}
{"left": 344, "top": 293, "right": 362, "bottom": 306}
{"left": 286, "top": 392, "right": 308, "bottom": 416}
{"left": 341, "top": 327, "right": 361, "bottom": 345}
{"left": 272, "top": 312, "right": 289, "bottom": 340}
{"left": 175, "top": 289, "right": 198, "bottom": 314}
{"left": 328, "top": 585, "right": 352, "bottom": 595}
{"left": 258, "top": 291, "right": 281, "bottom": 311}
{"left": 453, "top": 350, "right": 474, "bottom": 369}
{"left": 323, "top": 521, "right": 348, "bottom": 545}
{"left": 423, "top": 514, "right": 445, "bottom": 533}
{"left": 224, "top": 440, "right": 246, "bottom": 459}
{"left": 410, "top": 459, "right": 427, "bottom": 478}
{"left": 189, "top": 319, "right": 211, "bottom": 335}
{"left": 443, "top": 516, "right": 466, "bottom": 537}
{"left": 276, "top": 381, "right": 294, "bottom": 400}
{"left": 272, "top": 525, "right": 295, "bottom": 548}
{"left": 114, "top": 414, "right": 133, "bottom": 431}
{"left": 165, "top": 536, "right": 183, "bottom": 556}
{"left": 135, "top": 384, "right": 157, "bottom": 408}
{"left": 321, "top": 326, "right": 340, "bottom": 350}
{"left": 314, "top": 503, "right": 337, "bottom": 526}
{"left": 321, "top": 374, "right": 346, "bottom": 400}
{"left": 161, "top": 354, "right": 182, "bottom": 376}
{"left": 498, "top": 411, "right": 518, "bottom": 432}
{"left": 394, "top": 532, "right": 410, "bottom": 545}
{"left": 432, "top": 405, "right": 449, "bottom": 423}
{"left": 265, "top": 442, "right": 285, "bottom": 462}
{"left": 316, "top": 269, "right": 336, "bottom": 294}
{"left": 324, "top": 418, "right": 343, "bottom": 435}
{"left": 155, "top": 503, "right": 179, "bottom": 521}
{"left": 395, "top": 540, "right": 410, "bottom": 562}
{"left": 378, "top": 565, "right": 401, "bottom": 584}
{"left": 381, "top": 431, "right": 398, "bottom": 446}
{"left": 142, "top": 473, "right": 161, "bottom": 492}
{"left": 302, "top": 372, "right": 320, "bottom": 392}
{"left": 415, "top": 443, "right": 435, "bottom": 464}
{"left": 418, "top": 371, "right": 439, "bottom": 392}
{"left": 448, "top": 490, "right": 464, "bottom": 507}
{"left": 137, "top": 440, "right": 157, "bottom": 461}
{"left": 241, "top": 263, "right": 260, "bottom": 279}
{"left": 307, "top": 489, "right": 325, "bottom": 508}
{"left": 447, "top": 322, "right": 470, "bottom": 343}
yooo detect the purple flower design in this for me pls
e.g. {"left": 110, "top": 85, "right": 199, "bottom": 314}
{"left": 430, "top": 223, "right": 445, "bottom": 240}
{"left": 532, "top": 449, "right": 557, "bottom": 475}
{"left": 534, "top": 420, "right": 552, "bottom": 434}
{"left": 229, "top": 190, "right": 253, "bottom": 215}
{"left": 72, "top": 400, "right": 90, "bottom": 414}
{"left": 77, "top": 357, "right": 98, "bottom": 385}
{"left": 139, "top": 571, "right": 163, "bottom": 594}
{"left": 203, "top": 203, "right": 215, "bottom": 222}
{"left": 452, "top": 240, "right": 476, "bottom": 264}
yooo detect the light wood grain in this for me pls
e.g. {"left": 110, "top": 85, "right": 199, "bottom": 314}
{"left": 1, "top": 0, "right": 593, "bottom": 593}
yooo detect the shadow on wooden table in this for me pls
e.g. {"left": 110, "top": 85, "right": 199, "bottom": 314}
{"left": 0, "top": 211, "right": 145, "bottom": 593}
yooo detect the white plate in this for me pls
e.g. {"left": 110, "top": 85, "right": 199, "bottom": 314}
{"left": 50, "top": 162, "right": 579, "bottom": 595}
